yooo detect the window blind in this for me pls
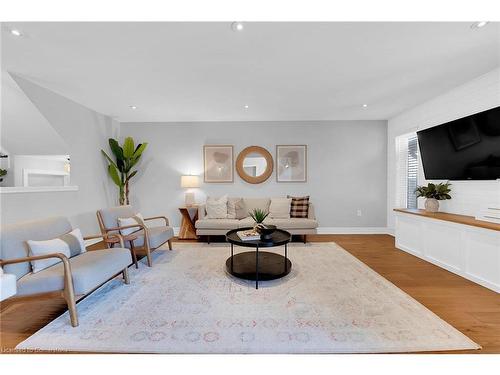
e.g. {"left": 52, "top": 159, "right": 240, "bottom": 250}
{"left": 395, "top": 132, "right": 419, "bottom": 209}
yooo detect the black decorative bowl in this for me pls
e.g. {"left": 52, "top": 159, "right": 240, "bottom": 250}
{"left": 256, "top": 224, "right": 277, "bottom": 240}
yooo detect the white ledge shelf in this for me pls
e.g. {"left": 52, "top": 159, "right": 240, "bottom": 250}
{"left": 0, "top": 186, "right": 79, "bottom": 194}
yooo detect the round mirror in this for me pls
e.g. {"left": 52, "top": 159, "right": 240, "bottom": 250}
{"left": 236, "top": 146, "right": 273, "bottom": 184}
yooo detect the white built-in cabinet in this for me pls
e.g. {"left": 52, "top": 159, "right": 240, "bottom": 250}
{"left": 394, "top": 209, "right": 500, "bottom": 293}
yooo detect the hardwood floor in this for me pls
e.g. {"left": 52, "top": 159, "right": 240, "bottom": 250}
{"left": 1, "top": 234, "right": 499, "bottom": 354}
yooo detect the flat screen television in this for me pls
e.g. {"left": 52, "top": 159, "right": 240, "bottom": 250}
{"left": 417, "top": 106, "right": 500, "bottom": 180}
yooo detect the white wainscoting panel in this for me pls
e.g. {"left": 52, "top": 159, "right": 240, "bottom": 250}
{"left": 395, "top": 211, "right": 500, "bottom": 293}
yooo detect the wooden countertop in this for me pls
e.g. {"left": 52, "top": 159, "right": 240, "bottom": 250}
{"left": 394, "top": 208, "right": 500, "bottom": 232}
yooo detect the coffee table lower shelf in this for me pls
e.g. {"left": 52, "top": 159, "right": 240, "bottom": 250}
{"left": 225, "top": 251, "right": 292, "bottom": 288}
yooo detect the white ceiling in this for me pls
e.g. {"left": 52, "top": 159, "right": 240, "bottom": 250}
{"left": 2, "top": 22, "right": 499, "bottom": 122}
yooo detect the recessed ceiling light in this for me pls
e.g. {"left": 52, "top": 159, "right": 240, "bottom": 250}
{"left": 129, "top": 105, "right": 137, "bottom": 110}
{"left": 244, "top": 104, "right": 249, "bottom": 109}
{"left": 231, "top": 22, "right": 244, "bottom": 32}
{"left": 471, "top": 21, "right": 489, "bottom": 29}
{"left": 362, "top": 104, "right": 368, "bottom": 108}
{"left": 10, "top": 29, "right": 22, "bottom": 37}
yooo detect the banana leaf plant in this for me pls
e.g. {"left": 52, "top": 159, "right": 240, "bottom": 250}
{"left": 101, "top": 137, "right": 148, "bottom": 205}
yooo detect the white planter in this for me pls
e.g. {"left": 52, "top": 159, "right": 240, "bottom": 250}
{"left": 425, "top": 198, "right": 439, "bottom": 212}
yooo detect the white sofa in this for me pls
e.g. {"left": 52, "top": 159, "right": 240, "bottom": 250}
{"left": 195, "top": 197, "right": 318, "bottom": 242}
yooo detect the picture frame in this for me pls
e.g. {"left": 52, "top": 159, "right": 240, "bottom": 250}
{"left": 203, "top": 145, "right": 234, "bottom": 183}
{"left": 276, "top": 145, "right": 307, "bottom": 183}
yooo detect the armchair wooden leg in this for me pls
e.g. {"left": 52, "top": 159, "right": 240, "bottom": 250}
{"left": 145, "top": 247, "right": 153, "bottom": 267}
{"left": 129, "top": 241, "right": 138, "bottom": 268}
{"left": 63, "top": 287, "right": 78, "bottom": 327}
{"left": 122, "top": 268, "right": 130, "bottom": 284}
{"left": 168, "top": 239, "right": 173, "bottom": 250}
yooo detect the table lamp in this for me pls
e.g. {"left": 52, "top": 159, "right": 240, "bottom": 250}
{"left": 181, "top": 175, "right": 200, "bottom": 207}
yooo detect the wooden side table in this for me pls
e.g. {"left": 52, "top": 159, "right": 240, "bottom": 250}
{"left": 178, "top": 207, "right": 199, "bottom": 240}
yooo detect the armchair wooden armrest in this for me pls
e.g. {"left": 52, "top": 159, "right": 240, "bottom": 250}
{"left": 83, "top": 233, "right": 125, "bottom": 248}
{"left": 104, "top": 223, "right": 146, "bottom": 233}
{"left": 143, "top": 216, "right": 170, "bottom": 226}
{"left": 0, "top": 252, "right": 78, "bottom": 325}
{"left": 1, "top": 252, "right": 71, "bottom": 268}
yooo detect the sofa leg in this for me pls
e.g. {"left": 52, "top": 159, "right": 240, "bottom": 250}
{"left": 168, "top": 239, "right": 173, "bottom": 250}
{"left": 303, "top": 235, "right": 307, "bottom": 244}
{"left": 207, "top": 235, "right": 210, "bottom": 244}
{"left": 122, "top": 268, "right": 130, "bottom": 284}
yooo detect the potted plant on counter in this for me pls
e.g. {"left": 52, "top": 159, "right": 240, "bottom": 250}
{"left": 415, "top": 182, "right": 452, "bottom": 212}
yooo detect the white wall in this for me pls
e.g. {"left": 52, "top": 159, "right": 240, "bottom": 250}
{"left": 121, "top": 121, "right": 387, "bottom": 231}
{"left": 0, "top": 76, "right": 120, "bottom": 234}
{"left": 387, "top": 68, "right": 500, "bottom": 232}
{"left": 12, "top": 155, "right": 68, "bottom": 187}
{"left": 0, "top": 71, "right": 68, "bottom": 155}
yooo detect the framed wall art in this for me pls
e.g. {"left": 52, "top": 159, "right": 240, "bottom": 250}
{"left": 203, "top": 145, "right": 234, "bottom": 183}
{"left": 276, "top": 145, "right": 307, "bottom": 182}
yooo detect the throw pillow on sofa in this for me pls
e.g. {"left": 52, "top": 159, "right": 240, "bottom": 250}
{"left": 118, "top": 213, "right": 145, "bottom": 236}
{"left": 287, "top": 195, "right": 310, "bottom": 218}
{"left": 269, "top": 197, "right": 292, "bottom": 219}
{"left": 27, "top": 228, "right": 86, "bottom": 273}
{"left": 227, "top": 198, "right": 246, "bottom": 219}
{"left": 206, "top": 195, "right": 229, "bottom": 218}
{"left": 243, "top": 198, "right": 270, "bottom": 217}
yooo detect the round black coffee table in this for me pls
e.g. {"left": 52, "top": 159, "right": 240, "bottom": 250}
{"left": 225, "top": 227, "right": 292, "bottom": 289}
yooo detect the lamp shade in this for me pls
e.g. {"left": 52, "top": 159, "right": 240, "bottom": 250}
{"left": 181, "top": 175, "right": 200, "bottom": 188}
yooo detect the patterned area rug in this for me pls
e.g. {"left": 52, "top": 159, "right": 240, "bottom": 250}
{"left": 16, "top": 242, "right": 479, "bottom": 353}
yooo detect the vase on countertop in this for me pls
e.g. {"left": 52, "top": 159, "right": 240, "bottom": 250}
{"left": 425, "top": 198, "right": 439, "bottom": 212}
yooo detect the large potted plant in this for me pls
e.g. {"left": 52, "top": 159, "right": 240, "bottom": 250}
{"left": 101, "top": 137, "right": 148, "bottom": 205}
{"left": 0, "top": 168, "right": 7, "bottom": 186}
{"left": 415, "top": 182, "right": 452, "bottom": 212}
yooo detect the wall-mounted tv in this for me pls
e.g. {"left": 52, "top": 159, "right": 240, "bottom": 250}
{"left": 417, "top": 106, "right": 500, "bottom": 180}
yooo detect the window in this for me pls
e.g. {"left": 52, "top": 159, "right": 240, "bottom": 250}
{"left": 396, "top": 133, "right": 419, "bottom": 209}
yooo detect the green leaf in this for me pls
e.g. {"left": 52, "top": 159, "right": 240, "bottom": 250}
{"left": 108, "top": 164, "right": 122, "bottom": 187}
{"left": 109, "top": 138, "right": 124, "bottom": 160}
{"left": 133, "top": 142, "right": 148, "bottom": 159}
{"left": 128, "top": 170, "right": 138, "bottom": 180}
{"left": 123, "top": 137, "right": 135, "bottom": 158}
{"left": 101, "top": 150, "right": 117, "bottom": 168}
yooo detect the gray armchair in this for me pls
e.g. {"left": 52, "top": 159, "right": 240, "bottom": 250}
{"left": 96, "top": 205, "right": 174, "bottom": 267}
{"left": 0, "top": 216, "right": 132, "bottom": 327}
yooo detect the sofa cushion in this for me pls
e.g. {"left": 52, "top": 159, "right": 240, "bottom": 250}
{"left": 195, "top": 218, "right": 240, "bottom": 230}
{"left": 266, "top": 218, "right": 318, "bottom": 229}
{"left": 243, "top": 198, "right": 270, "bottom": 216}
{"left": 227, "top": 198, "right": 246, "bottom": 219}
{"left": 237, "top": 217, "right": 273, "bottom": 228}
{"left": 16, "top": 248, "right": 131, "bottom": 296}
{"left": 206, "top": 196, "right": 228, "bottom": 219}
{"left": 1, "top": 217, "right": 73, "bottom": 280}
{"left": 269, "top": 197, "right": 292, "bottom": 219}
{"left": 27, "top": 228, "right": 86, "bottom": 273}
{"left": 132, "top": 226, "right": 174, "bottom": 249}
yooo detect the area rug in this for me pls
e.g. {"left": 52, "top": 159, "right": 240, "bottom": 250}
{"left": 16, "top": 242, "right": 480, "bottom": 353}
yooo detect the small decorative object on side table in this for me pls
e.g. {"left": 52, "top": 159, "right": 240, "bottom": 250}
{"left": 178, "top": 207, "right": 199, "bottom": 240}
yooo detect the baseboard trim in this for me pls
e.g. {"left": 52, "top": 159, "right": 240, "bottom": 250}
{"left": 317, "top": 227, "right": 390, "bottom": 235}
{"left": 173, "top": 227, "right": 390, "bottom": 236}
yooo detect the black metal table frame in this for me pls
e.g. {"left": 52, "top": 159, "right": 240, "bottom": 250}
{"left": 229, "top": 241, "right": 289, "bottom": 289}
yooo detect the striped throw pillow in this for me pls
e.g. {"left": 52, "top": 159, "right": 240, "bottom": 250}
{"left": 287, "top": 195, "right": 310, "bottom": 218}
